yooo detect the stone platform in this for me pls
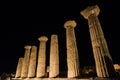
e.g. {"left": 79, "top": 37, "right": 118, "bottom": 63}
{"left": 12, "top": 78, "right": 118, "bottom": 80}
{"left": 12, "top": 78, "right": 87, "bottom": 80}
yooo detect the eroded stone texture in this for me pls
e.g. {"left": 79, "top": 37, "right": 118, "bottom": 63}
{"left": 21, "top": 45, "right": 31, "bottom": 78}
{"left": 36, "top": 36, "right": 48, "bottom": 77}
{"left": 28, "top": 46, "right": 37, "bottom": 77}
{"left": 49, "top": 34, "right": 59, "bottom": 78}
{"left": 15, "top": 57, "right": 23, "bottom": 78}
{"left": 64, "top": 20, "right": 80, "bottom": 78}
{"left": 80, "top": 5, "right": 116, "bottom": 77}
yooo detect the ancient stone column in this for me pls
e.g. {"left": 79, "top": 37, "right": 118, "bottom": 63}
{"left": 28, "top": 46, "right": 37, "bottom": 78}
{"left": 49, "top": 34, "right": 59, "bottom": 78}
{"left": 15, "top": 57, "right": 23, "bottom": 78}
{"left": 21, "top": 45, "right": 31, "bottom": 78}
{"left": 64, "top": 20, "right": 80, "bottom": 78}
{"left": 80, "top": 5, "right": 116, "bottom": 77}
{"left": 36, "top": 36, "right": 48, "bottom": 77}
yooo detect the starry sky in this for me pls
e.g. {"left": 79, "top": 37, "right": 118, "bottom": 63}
{"left": 0, "top": 0, "right": 120, "bottom": 75}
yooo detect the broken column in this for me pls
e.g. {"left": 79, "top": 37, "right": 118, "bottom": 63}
{"left": 64, "top": 20, "right": 80, "bottom": 78}
{"left": 15, "top": 57, "right": 23, "bottom": 78}
{"left": 49, "top": 34, "right": 59, "bottom": 78}
{"left": 21, "top": 45, "right": 31, "bottom": 78}
{"left": 28, "top": 46, "right": 37, "bottom": 78}
{"left": 80, "top": 5, "right": 116, "bottom": 77}
{"left": 36, "top": 36, "right": 48, "bottom": 77}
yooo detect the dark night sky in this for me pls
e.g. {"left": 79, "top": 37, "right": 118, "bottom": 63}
{"left": 0, "top": 0, "right": 120, "bottom": 75}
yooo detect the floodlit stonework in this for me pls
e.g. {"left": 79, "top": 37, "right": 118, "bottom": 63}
{"left": 49, "top": 34, "right": 59, "bottom": 78}
{"left": 80, "top": 5, "right": 117, "bottom": 77}
{"left": 13, "top": 5, "right": 118, "bottom": 80}
{"left": 114, "top": 64, "right": 120, "bottom": 72}
{"left": 21, "top": 45, "right": 31, "bottom": 78}
{"left": 64, "top": 20, "right": 80, "bottom": 78}
{"left": 28, "top": 46, "right": 37, "bottom": 78}
{"left": 15, "top": 57, "right": 23, "bottom": 78}
{"left": 37, "top": 36, "right": 48, "bottom": 77}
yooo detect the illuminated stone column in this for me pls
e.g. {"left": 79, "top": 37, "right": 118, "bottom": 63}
{"left": 36, "top": 36, "right": 48, "bottom": 77}
{"left": 15, "top": 57, "right": 23, "bottom": 78}
{"left": 28, "top": 46, "right": 37, "bottom": 77}
{"left": 49, "top": 34, "right": 59, "bottom": 78}
{"left": 64, "top": 20, "right": 80, "bottom": 78}
{"left": 80, "top": 5, "right": 116, "bottom": 77}
{"left": 21, "top": 45, "right": 31, "bottom": 78}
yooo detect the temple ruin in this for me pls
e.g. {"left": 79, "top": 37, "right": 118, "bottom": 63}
{"left": 13, "top": 5, "right": 117, "bottom": 80}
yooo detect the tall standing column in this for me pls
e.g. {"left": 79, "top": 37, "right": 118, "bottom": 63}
{"left": 80, "top": 5, "right": 116, "bottom": 77}
{"left": 36, "top": 36, "right": 48, "bottom": 77}
{"left": 21, "top": 45, "right": 31, "bottom": 78}
{"left": 15, "top": 57, "right": 23, "bottom": 78}
{"left": 49, "top": 34, "right": 59, "bottom": 78}
{"left": 28, "top": 46, "right": 37, "bottom": 77}
{"left": 64, "top": 20, "right": 80, "bottom": 78}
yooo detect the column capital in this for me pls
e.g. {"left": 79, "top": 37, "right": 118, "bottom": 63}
{"left": 38, "top": 36, "right": 48, "bottom": 42}
{"left": 64, "top": 20, "right": 77, "bottom": 29}
{"left": 51, "top": 34, "right": 58, "bottom": 38}
{"left": 80, "top": 5, "right": 100, "bottom": 19}
{"left": 24, "top": 45, "right": 31, "bottom": 49}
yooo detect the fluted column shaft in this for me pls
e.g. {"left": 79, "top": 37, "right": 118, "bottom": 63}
{"left": 28, "top": 46, "right": 37, "bottom": 77}
{"left": 15, "top": 57, "right": 23, "bottom": 78}
{"left": 64, "top": 20, "right": 80, "bottom": 78}
{"left": 49, "top": 34, "right": 59, "bottom": 78}
{"left": 21, "top": 45, "right": 31, "bottom": 78}
{"left": 37, "top": 36, "right": 48, "bottom": 77}
{"left": 80, "top": 5, "right": 116, "bottom": 77}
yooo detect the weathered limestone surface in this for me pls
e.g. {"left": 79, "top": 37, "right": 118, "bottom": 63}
{"left": 15, "top": 57, "right": 23, "bottom": 78}
{"left": 12, "top": 77, "right": 118, "bottom": 80}
{"left": 64, "top": 20, "right": 80, "bottom": 78}
{"left": 13, "top": 5, "right": 119, "bottom": 80}
{"left": 37, "top": 36, "right": 48, "bottom": 77}
{"left": 49, "top": 34, "right": 59, "bottom": 78}
{"left": 28, "top": 46, "right": 37, "bottom": 77}
{"left": 21, "top": 46, "right": 31, "bottom": 78}
{"left": 80, "top": 5, "right": 116, "bottom": 77}
{"left": 11, "top": 78, "right": 90, "bottom": 80}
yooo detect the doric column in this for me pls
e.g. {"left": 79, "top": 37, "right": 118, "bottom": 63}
{"left": 80, "top": 5, "right": 116, "bottom": 77}
{"left": 15, "top": 57, "right": 23, "bottom": 78}
{"left": 28, "top": 46, "right": 37, "bottom": 78}
{"left": 21, "top": 45, "right": 31, "bottom": 78}
{"left": 36, "top": 36, "right": 48, "bottom": 77}
{"left": 49, "top": 34, "right": 59, "bottom": 78}
{"left": 64, "top": 20, "right": 80, "bottom": 78}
